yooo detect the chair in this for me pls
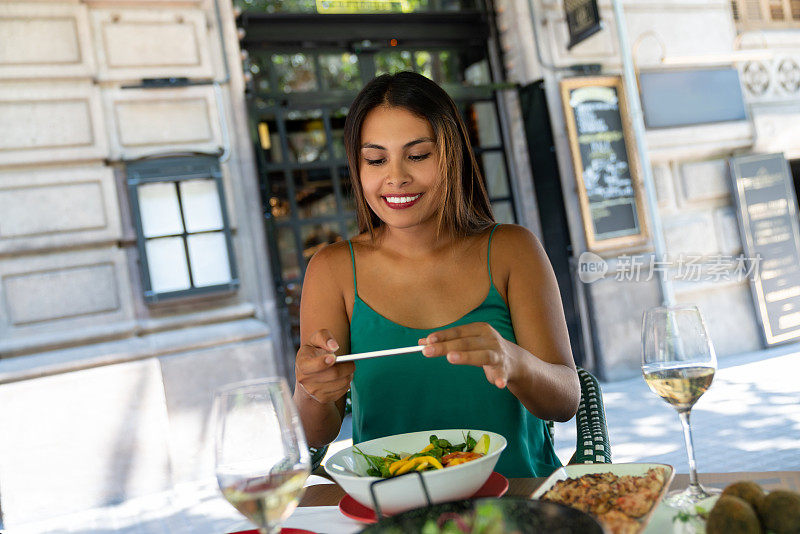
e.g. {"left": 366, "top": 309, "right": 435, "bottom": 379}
{"left": 547, "top": 367, "right": 611, "bottom": 464}
{"left": 309, "top": 367, "right": 611, "bottom": 471}
{"left": 311, "top": 444, "right": 328, "bottom": 473}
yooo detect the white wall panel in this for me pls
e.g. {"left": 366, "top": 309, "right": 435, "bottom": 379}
{"left": 0, "top": 166, "right": 121, "bottom": 254}
{"left": 0, "top": 247, "right": 134, "bottom": 333}
{"left": 0, "top": 2, "right": 95, "bottom": 79}
{"left": 90, "top": 7, "right": 213, "bottom": 81}
{"left": 103, "top": 85, "right": 221, "bottom": 159}
{"left": 0, "top": 82, "right": 108, "bottom": 166}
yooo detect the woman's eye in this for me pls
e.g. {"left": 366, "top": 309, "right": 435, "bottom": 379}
{"left": 409, "top": 153, "right": 431, "bottom": 162}
{"left": 365, "top": 158, "right": 385, "bottom": 166}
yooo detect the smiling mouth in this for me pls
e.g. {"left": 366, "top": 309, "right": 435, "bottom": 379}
{"left": 382, "top": 193, "right": 422, "bottom": 209}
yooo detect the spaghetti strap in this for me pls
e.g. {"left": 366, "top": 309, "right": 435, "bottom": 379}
{"left": 347, "top": 240, "right": 357, "bottom": 296}
{"left": 487, "top": 224, "right": 501, "bottom": 286}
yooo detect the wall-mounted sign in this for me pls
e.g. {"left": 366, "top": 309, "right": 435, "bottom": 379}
{"left": 564, "top": 0, "right": 602, "bottom": 49}
{"left": 316, "top": 0, "right": 409, "bottom": 13}
{"left": 560, "top": 76, "right": 648, "bottom": 252}
{"left": 730, "top": 153, "right": 800, "bottom": 346}
{"left": 639, "top": 68, "right": 747, "bottom": 129}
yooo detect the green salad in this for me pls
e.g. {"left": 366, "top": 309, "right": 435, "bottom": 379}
{"left": 354, "top": 432, "right": 490, "bottom": 478}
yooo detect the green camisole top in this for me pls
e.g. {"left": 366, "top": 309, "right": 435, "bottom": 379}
{"left": 347, "top": 225, "right": 561, "bottom": 477}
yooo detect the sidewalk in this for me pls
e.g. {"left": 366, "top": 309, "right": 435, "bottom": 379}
{"left": 9, "top": 347, "right": 800, "bottom": 534}
{"left": 554, "top": 344, "right": 800, "bottom": 474}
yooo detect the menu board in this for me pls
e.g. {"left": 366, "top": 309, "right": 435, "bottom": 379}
{"left": 564, "top": 0, "right": 602, "bottom": 49}
{"left": 730, "top": 153, "right": 800, "bottom": 345}
{"left": 560, "top": 76, "right": 648, "bottom": 252}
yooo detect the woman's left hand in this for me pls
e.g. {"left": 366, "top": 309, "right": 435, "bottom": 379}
{"left": 419, "top": 322, "right": 520, "bottom": 389}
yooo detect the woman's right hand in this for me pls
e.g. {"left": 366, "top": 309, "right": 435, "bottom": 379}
{"left": 295, "top": 329, "right": 355, "bottom": 405}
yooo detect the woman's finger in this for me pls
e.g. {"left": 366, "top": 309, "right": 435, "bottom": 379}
{"left": 310, "top": 328, "right": 340, "bottom": 352}
{"left": 483, "top": 367, "right": 508, "bottom": 389}
{"left": 443, "top": 349, "right": 501, "bottom": 367}
{"left": 296, "top": 362, "right": 354, "bottom": 403}
{"left": 298, "top": 378, "right": 349, "bottom": 404}
{"left": 421, "top": 322, "right": 488, "bottom": 344}
{"left": 442, "top": 349, "right": 508, "bottom": 389}
{"left": 297, "top": 346, "right": 336, "bottom": 373}
{"left": 315, "top": 376, "right": 353, "bottom": 397}
{"left": 421, "top": 335, "right": 491, "bottom": 358}
{"left": 298, "top": 358, "right": 354, "bottom": 382}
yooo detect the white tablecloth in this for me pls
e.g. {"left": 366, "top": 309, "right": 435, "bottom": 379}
{"left": 282, "top": 506, "right": 363, "bottom": 534}
{"left": 279, "top": 475, "right": 364, "bottom": 534}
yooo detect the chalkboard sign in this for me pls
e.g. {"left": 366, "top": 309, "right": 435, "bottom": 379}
{"left": 564, "top": 0, "right": 602, "bottom": 49}
{"left": 560, "top": 76, "right": 648, "bottom": 252}
{"left": 730, "top": 153, "right": 800, "bottom": 345}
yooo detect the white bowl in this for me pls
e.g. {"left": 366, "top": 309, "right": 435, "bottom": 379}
{"left": 324, "top": 429, "right": 506, "bottom": 515}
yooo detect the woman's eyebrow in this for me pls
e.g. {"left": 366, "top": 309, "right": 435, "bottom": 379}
{"left": 361, "top": 137, "right": 434, "bottom": 150}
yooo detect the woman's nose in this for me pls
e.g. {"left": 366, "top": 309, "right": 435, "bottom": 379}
{"left": 386, "top": 160, "right": 411, "bottom": 186}
{"left": 386, "top": 175, "right": 410, "bottom": 187}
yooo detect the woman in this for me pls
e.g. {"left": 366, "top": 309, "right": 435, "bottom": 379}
{"left": 293, "top": 71, "right": 579, "bottom": 477}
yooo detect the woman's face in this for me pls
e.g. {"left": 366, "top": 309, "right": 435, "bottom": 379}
{"left": 358, "top": 105, "right": 441, "bottom": 231}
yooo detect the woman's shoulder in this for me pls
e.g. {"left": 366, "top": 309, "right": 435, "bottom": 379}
{"left": 307, "top": 239, "right": 352, "bottom": 271}
{"left": 489, "top": 224, "right": 543, "bottom": 254}
{"left": 307, "top": 234, "right": 377, "bottom": 282}
{"left": 303, "top": 239, "right": 355, "bottom": 291}
{"left": 488, "top": 224, "right": 549, "bottom": 272}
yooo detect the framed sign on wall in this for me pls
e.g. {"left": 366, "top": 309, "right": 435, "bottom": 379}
{"left": 560, "top": 76, "right": 649, "bottom": 253}
{"left": 730, "top": 152, "right": 800, "bottom": 346}
{"left": 564, "top": 0, "right": 602, "bottom": 50}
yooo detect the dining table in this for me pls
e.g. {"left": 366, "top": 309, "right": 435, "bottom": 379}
{"left": 276, "top": 470, "right": 800, "bottom": 534}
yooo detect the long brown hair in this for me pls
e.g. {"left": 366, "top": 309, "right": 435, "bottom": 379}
{"left": 343, "top": 72, "right": 494, "bottom": 238}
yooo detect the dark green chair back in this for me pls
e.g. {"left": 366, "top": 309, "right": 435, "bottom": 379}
{"left": 547, "top": 367, "right": 611, "bottom": 464}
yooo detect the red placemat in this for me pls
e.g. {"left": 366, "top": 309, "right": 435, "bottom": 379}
{"left": 338, "top": 471, "right": 509, "bottom": 523}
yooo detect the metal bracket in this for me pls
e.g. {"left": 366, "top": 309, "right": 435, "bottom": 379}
{"left": 368, "top": 470, "right": 433, "bottom": 521}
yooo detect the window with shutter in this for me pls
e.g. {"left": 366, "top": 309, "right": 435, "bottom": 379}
{"left": 732, "top": 0, "right": 800, "bottom": 26}
{"left": 791, "top": 0, "right": 800, "bottom": 19}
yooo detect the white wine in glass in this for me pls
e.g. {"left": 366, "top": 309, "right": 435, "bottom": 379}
{"left": 642, "top": 305, "right": 721, "bottom": 509}
{"left": 214, "top": 378, "right": 311, "bottom": 534}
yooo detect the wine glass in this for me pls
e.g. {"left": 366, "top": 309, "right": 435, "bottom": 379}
{"left": 642, "top": 304, "right": 721, "bottom": 509}
{"left": 214, "top": 378, "right": 311, "bottom": 534}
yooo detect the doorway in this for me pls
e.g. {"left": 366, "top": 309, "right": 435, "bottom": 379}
{"left": 236, "top": 6, "right": 521, "bottom": 356}
{"left": 518, "top": 80, "right": 587, "bottom": 368}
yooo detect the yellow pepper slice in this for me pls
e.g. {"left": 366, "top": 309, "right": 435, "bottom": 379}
{"left": 414, "top": 455, "right": 443, "bottom": 469}
{"left": 389, "top": 454, "right": 444, "bottom": 476}
{"left": 394, "top": 460, "right": 417, "bottom": 475}
{"left": 388, "top": 460, "right": 407, "bottom": 475}
{"left": 421, "top": 443, "right": 434, "bottom": 453}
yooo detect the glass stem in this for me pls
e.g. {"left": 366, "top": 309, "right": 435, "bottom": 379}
{"left": 678, "top": 409, "right": 699, "bottom": 488}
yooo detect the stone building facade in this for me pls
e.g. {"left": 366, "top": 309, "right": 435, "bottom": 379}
{"left": 0, "top": 0, "right": 281, "bottom": 526}
{"left": 495, "top": 0, "right": 800, "bottom": 380}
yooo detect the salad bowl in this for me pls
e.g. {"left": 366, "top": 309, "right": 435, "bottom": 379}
{"left": 324, "top": 429, "right": 506, "bottom": 515}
